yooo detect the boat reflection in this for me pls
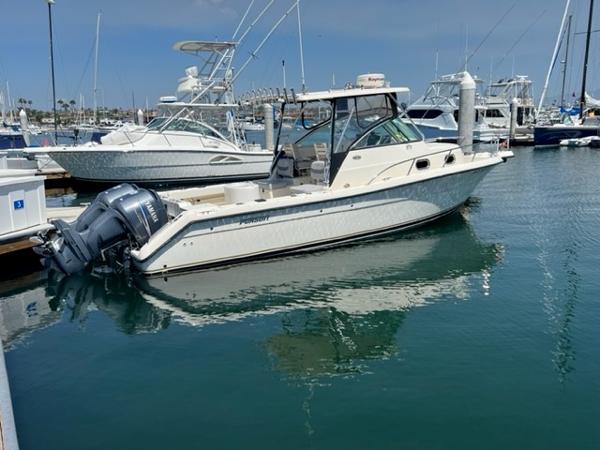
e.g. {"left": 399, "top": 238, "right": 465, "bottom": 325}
{"left": 0, "top": 272, "right": 61, "bottom": 350}
{"left": 4, "top": 211, "right": 501, "bottom": 377}
{"left": 135, "top": 211, "right": 502, "bottom": 378}
{"left": 137, "top": 212, "right": 501, "bottom": 325}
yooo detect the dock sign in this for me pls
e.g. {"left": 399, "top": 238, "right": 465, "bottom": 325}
{"left": 13, "top": 199, "right": 24, "bottom": 210}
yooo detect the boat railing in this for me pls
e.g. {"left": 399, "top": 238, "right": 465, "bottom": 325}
{"left": 369, "top": 142, "right": 497, "bottom": 184}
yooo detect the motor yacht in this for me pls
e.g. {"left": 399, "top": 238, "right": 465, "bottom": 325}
{"left": 484, "top": 75, "right": 536, "bottom": 129}
{"left": 37, "top": 75, "right": 513, "bottom": 276}
{"left": 41, "top": 41, "right": 274, "bottom": 184}
{"left": 406, "top": 72, "right": 505, "bottom": 143}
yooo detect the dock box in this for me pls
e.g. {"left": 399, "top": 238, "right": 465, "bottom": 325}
{"left": 0, "top": 176, "right": 46, "bottom": 235}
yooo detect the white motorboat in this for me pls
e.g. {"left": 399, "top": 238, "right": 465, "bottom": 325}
{"left": 37, "top": 75, "right": 513, "bottom": 276}
{"left": 484, "top": 75, "right": 536, "bottom": 129}
{"left": 559, "top": 135, "right": 600, "bottom": 147}
{"left": 405, "top": 72, "right": 505, "bottom": 143}
{"left": 43, "top": 41, "right": 274, "bottom": 184}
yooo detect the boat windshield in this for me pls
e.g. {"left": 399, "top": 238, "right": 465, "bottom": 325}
{"left": 146, "top": 117, "right": 168, "bottom": 130}
{"left": 277, "top": 93, "right": 424, "bottom": 153}
{"left": 161, "top": 118, "right": 221, "bottom": 138}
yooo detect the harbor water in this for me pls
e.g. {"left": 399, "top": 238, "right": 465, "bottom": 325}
{"left": 1, "top": 147, "right": 600, "bottom": 449}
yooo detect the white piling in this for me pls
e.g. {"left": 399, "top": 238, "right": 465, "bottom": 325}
{"left": 18, "top": 109, "right": 31, "bottom": 147}
{"left": 264, "top": 104, "right": 274, "bottom": 151}
{"left": 0, "top": 338, "right": 20, "bottom": 450}
{"left": 510, "top": 97, "right": 519, "bottom": 140}
{"left": 458, "top": 72, "right": 476, "bottom": 152}
{"left": 137, "top": 109, "right": 144, "bottom": 126}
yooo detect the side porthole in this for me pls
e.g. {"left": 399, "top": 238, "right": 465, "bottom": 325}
{"left": 445, "top": 154, "right": 455, "bottom": 165}
{"left": 416, "top": 159, "right": 430, "bottom": 170}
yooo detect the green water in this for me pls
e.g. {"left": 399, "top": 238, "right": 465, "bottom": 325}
{"left": 1, "top": 147, "right": 600, "bottom": 449}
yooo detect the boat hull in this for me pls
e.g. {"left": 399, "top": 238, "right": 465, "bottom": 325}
{"left": 534, "top": 125, "right": 600, "bottom": 146}
{"left": 47, "top": 148, "right": 273, "bottom": 184}
{"left": 134, "top": 164, "right": 495, "bottom": 274}
{"left": 0, "top": 134, "right": 26, "bottom": 150}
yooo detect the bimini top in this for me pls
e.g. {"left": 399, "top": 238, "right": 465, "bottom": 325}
{"left": 294, "top": 86, "right": 409, "bottom": 103}
{"left": 173, "top": 41, "right": 238, "bottom": 54}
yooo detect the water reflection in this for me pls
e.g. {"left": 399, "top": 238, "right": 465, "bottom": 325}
{"left": 136, "top": 212, "right": 500, "bottom": 328}
{"left": 3, "top": 211, "right": 501, "bottom": 382}
{"left": 47, "top": 273, "right": 170, "bottom": 335}
{"left": 0, "top": 272, "right": 61, "bottom": 350}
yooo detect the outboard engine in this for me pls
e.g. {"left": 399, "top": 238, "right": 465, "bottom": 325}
{"left": 35, "top": 184, "right": 168, "bottom": 275}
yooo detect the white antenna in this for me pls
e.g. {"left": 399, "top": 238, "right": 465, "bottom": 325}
{"left": 93, "top": 12, "right": 101, "bottom": 124}
{"left": 464, "top": 24, "right": 469, "bottom": 70}
{"left": 6, "top": 81, "right": 14, "bottom": 123}
{"left": 488, "top": 56, "right": 494, "bottom": 93}
{"left": 282, "top": 59, "right": 287, "bottom": 89}
{"left": 0, "top": 90, "right": 5, "bottom": 124}
{"left": 434, "top": 51, "right": 439, "bottom": 80}
{"left": 332, "top": 72, "right": 336, "bottom": 88}
{"left": 511, "top": 55, "right": 515, "bottom": 78}
{"left": 297, "top": 0, "right": 306, "bottom": 91}
{"left": 537, "top": 0, "right": 571, "bottom": 117}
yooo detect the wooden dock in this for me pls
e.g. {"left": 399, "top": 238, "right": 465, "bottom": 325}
{"left": 0, "top": 206, "right": 84, "bottom": 258}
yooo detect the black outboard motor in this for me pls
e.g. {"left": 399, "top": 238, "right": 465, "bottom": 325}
{"left": 35, "top": 184, "right": 168, "bottom": 275}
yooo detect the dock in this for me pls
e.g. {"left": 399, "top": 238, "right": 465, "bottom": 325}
{"left": 0, "top": 337, "right": 19, "bottom": 450}
{"left": 0, "top": 206, "right": 84, "bottom": 257}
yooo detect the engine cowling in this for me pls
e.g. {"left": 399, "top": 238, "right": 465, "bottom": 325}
{"left": 36, "top": 184, "right": 168, "bottom": 275}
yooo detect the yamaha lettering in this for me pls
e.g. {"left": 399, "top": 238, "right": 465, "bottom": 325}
{"left": 144, "top": 200, "right": 159, "bottom": 223}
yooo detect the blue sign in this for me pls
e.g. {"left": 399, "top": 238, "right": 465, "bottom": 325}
{"left": 13, "top": 199, "right": 24, "bottom": 210}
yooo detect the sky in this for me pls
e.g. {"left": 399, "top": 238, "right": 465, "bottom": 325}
{"left": 0, "top": 0, "right": 597, "bottom": 110}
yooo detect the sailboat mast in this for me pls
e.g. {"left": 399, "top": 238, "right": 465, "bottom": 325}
{"left": 93, "top": 13, "right": 101, "bottom": 124}
{"left": 537, "top": 0, "right": 571, "bottom": 119}
{"left": 580, "top": 0, "right": 594, "bottom": 119}
{"left": 560, "top": 15, "right": 572, "bottom": 108}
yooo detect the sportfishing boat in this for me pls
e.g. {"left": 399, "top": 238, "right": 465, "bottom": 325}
{"left": 484, "top": 75, "right": 536, "bottom": 129}
{"left": 406, "top": 72, "right": 505, "bottom": 143}
{"left": 42, "top": 41, "right": 273, "bottom": 184}
{"left": 36, "top": 74, "right": 513, "bottom": 276}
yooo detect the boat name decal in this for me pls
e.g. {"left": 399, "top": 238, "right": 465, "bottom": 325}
{"left": 240, "top": 215, "right": 270, "bottom": 226}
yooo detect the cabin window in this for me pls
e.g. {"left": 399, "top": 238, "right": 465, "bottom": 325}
{"left": 146, "top": 117, "right": 168, "bottom": 130}
{"left": 165, "top": 118, "right": 221, "bottom": 138}
{"left": 416, "top": 159, "right": 430, "bottom": 170}
{"left": 300, "top": 100, "right": 332, "bottom": 130}
{"left": 406, "top": 109, "right": 443, "bottom": 119}
{"left": 484, "top": 109, "right": 504, "bottom": 118}
{"left": 353, "top": 122, "right": 398, "bottom": 149}
{"left": 388, "top": 117, "right": 421, "bottom": 142}
{"left": 352, "top": 116, "right": 421, "bottom": 150}
{"left": 445, "top": 154, "right": 455, "bottom": 165}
